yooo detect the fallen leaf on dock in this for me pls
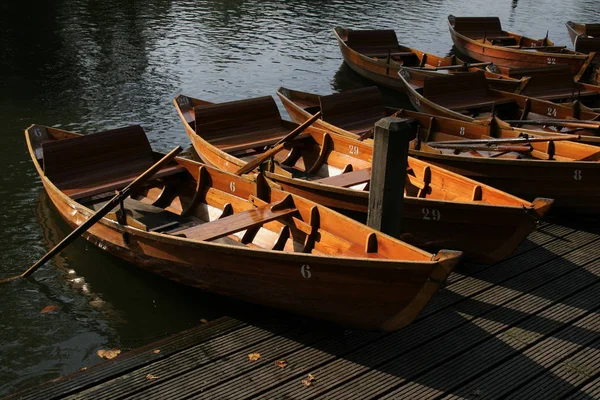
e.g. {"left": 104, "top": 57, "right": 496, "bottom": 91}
{"left": 274, "top": 360, "right": 287, "bottom": 369}
{"left": 97, "top": 349, "right": 121, "bottom": 359}
{"left": 248, "top": 352, "right": 261, "bottom": 361}
{"left": 40, "top": 305, "right": 58, "bottom": 314}
{"left": 153, "top": 349, "right": 161, "bottom": 354}
{"left": 200, "top": 318, "right": 208, "bottom": 324}
{"left": 146, "top": 374, "right": 158, "bottom": 380}
{"left": 302, "top": 373, "right": 316, "bottom": 386}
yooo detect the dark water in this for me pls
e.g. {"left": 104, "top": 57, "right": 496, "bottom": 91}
{"left": 0, "top": 0, "right": 598, "bottom": 395}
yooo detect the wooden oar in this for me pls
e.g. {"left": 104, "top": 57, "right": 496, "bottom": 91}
{"left": 234, "top": 111, "right": 321, "bottom": 175}
{"left": 0, "top": 146, "right": 182, "bottom": 285}
{"left": 431, "top": 143, "right": 532, "bottom": 152}
{"left": 504, "top": 119, "right": 600, "bottom": 129}
{"left": 429, "top": 134, "right": 581, "bottom": 147}
{"left": 416, "top": 62, "right": 492, "bottom": 71}
{"left": 505, "top": 45, "right": 566, "bottom": 50}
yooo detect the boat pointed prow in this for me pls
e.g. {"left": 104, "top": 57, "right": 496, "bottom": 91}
{"left": 380, "top": 249, "right": 462, "bottom": 332}
{"left": 531, "top": 197, "right": 554, "bottom": 218}
{"left": 431, "top": 249, "right": 463, "bottom": 280}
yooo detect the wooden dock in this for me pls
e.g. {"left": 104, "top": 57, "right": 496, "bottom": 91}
{"left": 5, "top": 219, "right": 600, "bottom": 400}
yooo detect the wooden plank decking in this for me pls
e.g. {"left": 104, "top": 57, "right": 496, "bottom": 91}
{"left": 5, "top": 219, "right": 600, "bottom": 400}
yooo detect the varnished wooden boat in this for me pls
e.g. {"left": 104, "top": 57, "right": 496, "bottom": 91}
{"left": 397, "top": 68, "right": 600, "bottom": 145}
{"left": 275, "top": 86, "right": 600, "bottom": 213}
{"left": 484, "top": 64, "right": 600, "bottom": 109}
{"left": 448, "top": 15, "right": 598, "bottom": 78}
{"left": 333, "top": 26, "right": 493, "bottom": 92}
{"left": 26, "top": 123, "right": 463, "bottom": 331}
{"left": 175, "top": 93, "right": 553, "bottom": 263}
{"left": 566, "top": 21, "right": 600, "bottom": 54}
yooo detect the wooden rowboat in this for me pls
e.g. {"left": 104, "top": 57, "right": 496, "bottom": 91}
{"left": 26, "top": 123, "right": 463, "bottom": 331}
{"left": 566, "top": 21, "right": 600, "bottom": 54}
{"left": 483, "top": 64, "right": 600, "bottom": 109}
{"left": 333, "top": 26, "right": 494, "bottom": 92}
{"left": 397, "top": 68, "right": 600, "bottom": 145}
{"left": 275, "top": 86, "right": 600, "bottom": 214}
{"left": 448, "top": 15, "right": 598, "bottom": 79}
{"left": 175, "top": 93, "right": 553, "bottom": 263}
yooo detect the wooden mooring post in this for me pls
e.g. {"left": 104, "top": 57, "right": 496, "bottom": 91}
{"left": 367, "top": 117, "right": 413, "bottom": 239}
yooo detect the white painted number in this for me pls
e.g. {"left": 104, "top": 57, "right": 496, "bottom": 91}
{"left": 229, "top": 181, "right": 236, "bottom": 192}
{"left": 177, "top": 96, "right": 190, "bottom": 106}
{"left": 34, "top": 128, "right": 43, "bottom": 137}
{"left": 574, "top": 169, "right": 582, "bottom": 181}
{"left": 547, "top": 57, "right": 556, "bottom": 65}
{"left": 422, "top": 208, "right": 441, "bottom": 221}
{"left": 547, "top": 107, "right": 557, "bottom": 117}
{"left": 400, "top": 69, "right": 410, "bottom": 79}
{"left": 300, "top": 265, "right": 311, "bottom": 279}
{"left": 438, "top": 60, "right": 442, "bottom": 66}
{"left": 415, "top": 97, "right": 420, "bottom": 107}
{"left": 348, "top": 145, "right": 359, "bottom": 155}
{"left": 459, "top": 127, "right": 465, "bottom": 136}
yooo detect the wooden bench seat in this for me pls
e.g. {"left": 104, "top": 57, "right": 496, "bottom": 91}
{"left": 358, "top": 50, "right": 417, "bottom": 58}
{"left": 423, "top": 71, "right": 515, "bottom": 110}
{"left": 451, "top": 16, "right": 504, "bottom": 39}
{"left": 42, "top": 125, "right": 185, "bottom": 201}
{"left": 91, "top": 197, "right": 190, "bottom": 232}
{"left": 347, "top": 29, "right": 400, "bottom": 51}
{"left": 210, "top": 127, "right": 289, "bottom": 153}
{"left": 313, "top": 168, "right": 371, "bottom": 188}
{"left": 64, "top": 165, "right": 186, "bottom": 200}
{"left": 172, "top": 200, "right": 297, "bottom": 242}
{"left": 319, "top": 87, "right": 387, "bottom": 130}
{"left": 194, "top": 96, "right": 295, "bottom": 154}
{"left": 443, "top": 97, "right": 516, "bottom": 111}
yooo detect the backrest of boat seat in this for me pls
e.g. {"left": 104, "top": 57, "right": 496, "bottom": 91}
{"left": 452, "top": 17, "right": 503, "bottom": 37}
{"left": 42, "top": 125, "right": 154, "bottom": 189}
{"left": 194, "top": 96, "right": 282, "bottom": 141}
{"left": 509, "top": 65, "right": 575, "bottom": 93}
{"left": 346, "top": 29, "right": 400, "bottom": 53}
{"left": 423, "top": 72, "right": 490, "bottom": 103}
{"left": 319, "top": 87, "right": 386, "bottom": 127}
{"left": 586, "top": 24, "right": 600, "bottom": 36}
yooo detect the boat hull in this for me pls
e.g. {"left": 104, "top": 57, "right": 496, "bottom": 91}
{"left": 409, "top": 150, "right": 600, "bottom": 214}
{"left": 449, "top": 27, "right": 588, "bottom": 74}
{"left": 40, "top": 164, "right": 456, "bottom": 332}
{"left": 266, "top": 174, "right": 542, "bottom": 264}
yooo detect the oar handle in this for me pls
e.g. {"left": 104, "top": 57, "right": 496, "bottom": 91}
{"left": 235, "top": 111, "right": 322, "bottom": 176}
{"left": 0, "top": 146, "right": 182, "bottom": 284}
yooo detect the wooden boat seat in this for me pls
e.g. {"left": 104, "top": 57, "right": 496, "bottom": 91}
{"left": 42, "top": 125, "right": 185, "bottom": 200}
{"left": 319, "top": 87, "right": 387, "bottom": 130}
{"left": 172, "top": 200, "right": 297, "bottom": 242}
{"left": 451, "top": 16, "right": 504, "bottom": 39}
{"left": 91, "top": 197, "right": 189, "bottom": 232}
{"left": 64, "top": 165, "right": 185, "bottom": 200}
{"left": 209, "top": 127, "right": 291, "bottom": 153}
{"left": 346, "top": 29, "right": 399, "bottom": 51}
{"left": 584, "top": 25, "right": 600, "bottom": 37}
{"left": 423, "top": 72, "right": 515, "bottom": 110}
{"left": 313, "top": 168, "right": 371, "bottom": 187}
{"left": 194, "top": 96, "right": 293, "bottom": 153}
{"left": 509, "top": 66, "right": 596, "bottom": 100}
